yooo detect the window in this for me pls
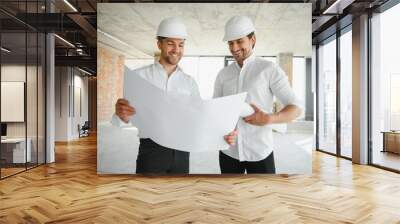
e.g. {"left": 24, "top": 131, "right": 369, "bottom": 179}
{"left": 0, "top": 1, "right": 47, "bottom": 179}
{"left": 317, "top": 37, "right": 337, "bottom": 155}
{"left": 371, "top": 2, "right": 400, "bottom": 171}
{"left": 390, "top": 74, "right": 400, "bottom": 130}
{"left": 262, "top": 56, "right": 276, "bottom": 63}
{"left": 293, "top": 57, "right": 306, "bottom": 120}
{"left": 340, "top": 28, "right": 352, "bottom": 158}
{"left": 179, "top": 56, "right": 225, "bottom": 99}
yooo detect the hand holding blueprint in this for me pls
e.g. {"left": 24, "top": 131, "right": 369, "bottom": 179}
{"left": 123, "top": 68, "right": 250, "bottom": 153}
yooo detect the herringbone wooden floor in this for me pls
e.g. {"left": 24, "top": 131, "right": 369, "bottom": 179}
{"left": 1, "top": 134, "right": 400, "bottom": 224}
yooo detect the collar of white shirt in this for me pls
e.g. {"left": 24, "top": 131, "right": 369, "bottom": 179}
{"left": 154, "top": 60, "right": 183, "bottom": 78}
{"left": 233, "top": 52, "right": 256, "bottom": 70}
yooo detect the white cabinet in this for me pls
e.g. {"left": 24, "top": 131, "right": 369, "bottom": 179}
{"left": 1, "top": 138, "right": 31, "bottom": 163}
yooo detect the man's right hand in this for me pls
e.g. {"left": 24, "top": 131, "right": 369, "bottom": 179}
{"left": 115, "top": 98, "right": 135, "bottom": 123}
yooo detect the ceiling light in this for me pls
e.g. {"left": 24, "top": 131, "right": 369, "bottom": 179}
{"left": 98, "top": 29, "right": 130, "bottom": 47}
{"left": 323, "top": 0, "right": 354, "bottom": 15}
{"left": 76, "top": 48, "right": 85, "bottom": 55}
{"left": 78, "top": 67, "right": 93, "bottom": 76}
{"left": 63, "top": 0, "right": 78, "bottom": 12}
{"left": 1, "top": 47, "right": 11, "bottom": 53}
{"left": 54, "top": 34, "right": 75, "bottom": 48}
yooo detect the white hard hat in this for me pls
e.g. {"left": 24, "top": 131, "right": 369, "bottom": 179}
{"left": 223, "top": 15, "right": 255, "bottom": 41}
{"left": 156, "top": 17, "right": 188, "bottom": 39}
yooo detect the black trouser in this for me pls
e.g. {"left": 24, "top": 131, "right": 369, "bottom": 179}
{"left": 136, "top": 138, "right": 189, "bottom": 174}
{"left": 219, "top": 151, "right": 276, "bottom": 174}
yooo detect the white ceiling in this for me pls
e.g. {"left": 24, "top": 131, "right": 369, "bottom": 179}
{"left": 98, "top": 3, "right": 312, "bottom": 59}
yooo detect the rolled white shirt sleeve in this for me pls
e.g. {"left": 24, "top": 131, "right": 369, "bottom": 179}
{"left": 269, "top": 65, "right": 303, "bottom": 110}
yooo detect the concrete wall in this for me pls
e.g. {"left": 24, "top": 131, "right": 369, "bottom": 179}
{"left": 352, "top": 14, "right": 369, "bottom": 164}
{"left": 277, "top": 53, "right": 293, "bottom": 85}
{"left": 305, "top": 58, "right": 314, "bottom": 121}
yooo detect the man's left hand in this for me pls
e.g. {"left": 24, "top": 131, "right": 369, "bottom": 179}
{"left": 224, "top": 130, "right": 238, "bottom": 146}
{"left": 243, "top": 103, "right": 275, "bottom": 126}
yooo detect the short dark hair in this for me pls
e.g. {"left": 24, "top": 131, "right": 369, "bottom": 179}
{"left": 247, "top": 32, "right": 255, "bottom": 49}
{"left": 247, "top": 32, "right": 255, "bottom": 39}
{"left": 157, "top": 36, "right": 166, "bottom": 41}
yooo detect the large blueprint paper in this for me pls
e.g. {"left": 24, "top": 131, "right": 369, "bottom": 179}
{"left": 123, "top": 69, "right": 248, "bottom": 153}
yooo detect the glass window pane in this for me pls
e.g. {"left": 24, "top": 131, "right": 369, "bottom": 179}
{"left": 1, "top": 1, "right": 46, "bottom": 178}
{"left": 390, "top": 74, "right": 400, "bottom": 129}
{"left": 371, "top": 3, "right": 400, "bottom": 171}
{"left": 293, "top": 57, "right": 306, "bottom": 120}
{"left": 262, "top": 56, "right": 276, "bottom": 63}
{"left": 340, "top": 29, "right": 352, "bottom": 158}
{"left": 27, "top": 32, "right": 38, "bottom": 168}
{"left": 38, "top": 33, "right": 46, "bottom": 165}
{"left": 318, "top": 37, "right": 337, "bottom": 155}
{"left": 197, "top": 57, "right": 224, "bottom": 99}
{"left": 179, "top": 56, "right": 225, "bottom": 99}
{"left": 1, "top": 31, "right": 27, "bottom": 177}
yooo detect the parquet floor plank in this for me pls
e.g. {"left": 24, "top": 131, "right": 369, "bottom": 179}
{"left": 1, "top": 135, "right": 399, "bottom": 223}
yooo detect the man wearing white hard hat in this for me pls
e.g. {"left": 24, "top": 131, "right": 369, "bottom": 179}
{"left": 214, "top": 15, "right": 302, "bottom": 174}
{"left": 112, "top": 17, "right": 237, "bottom": 174}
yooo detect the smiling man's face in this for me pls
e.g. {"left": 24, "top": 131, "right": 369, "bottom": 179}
{"left": 228, "top": 34, "right": 256, "bottom": 65}
{"left": 157, "top": 37, "right": 185, "bottom": 66}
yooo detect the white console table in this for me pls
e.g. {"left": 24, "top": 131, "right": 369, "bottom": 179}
{"left": 1, "top": 138, "right": 31, "bottom": 163}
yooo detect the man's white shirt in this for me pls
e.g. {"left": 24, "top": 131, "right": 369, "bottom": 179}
{"left": 112, "top": 61, "right": 200, "bottom": 132}
{"left": 213, "top": 53, "right": 301, "bottom": 162}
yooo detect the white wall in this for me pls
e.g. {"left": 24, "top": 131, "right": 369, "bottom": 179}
{"left": 1, "top": 65, "right": 36, "bottom": 138}
{"left": 71, "top": 74, "right": 89, "bottom": 138}
{"left": 55, "top": 67, "right": 68, "bottom": 141}
{"left": 55, "top": 67, "right": 89, "bottom": 141}
{"left": 1, "top": 65, "right": 26, "bottom": 131}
